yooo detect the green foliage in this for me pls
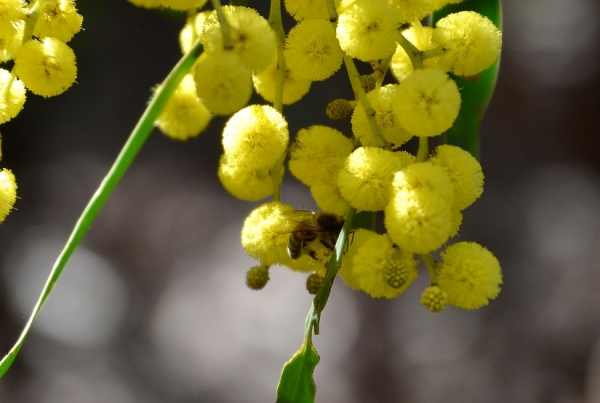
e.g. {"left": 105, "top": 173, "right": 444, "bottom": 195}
{"left": 434, "top": 0, "right": 502, "bottom": 158}
{"left": 276, "top": 341, "right": 320, "bottom": 403}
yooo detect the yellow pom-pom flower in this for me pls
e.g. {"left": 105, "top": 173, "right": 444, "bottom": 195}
{"left": 222, "top": 104, "right": 289, "bottom": 167}
{"left": 393, "top": 162, "right": 455, "bottom": 205}
{"left": 218, "top": 154, "right": 276, "bottom": 201}
{"left": 421, "top": 285, "right": 447, "bottom": 312}
{"left": 389, "top": 0, "right": 436, "bottom": 24}
{"left": 0, "top": 169, "right": 17, "bottom": 222}
{"left": 288, "top": 125, "right": 354, "bottom": 187}
{"left": 352, "top": 233, "right": 418, "bottom": 299}
{"left": 338, "top": 228, "right": 378, "bottom": 290}
{"left": 351, "top": 84, "right": 413, "bottom": 148}
{"left": 393, "top": 68, "right": 461, "bottom": 137}
{"left": 253, "top": 51, "right": 311, "bottom": 105}
{"left": 433, "top": 11, "right": 502, "bottom": 76}
{"left": 0, "top": 68, "right": 26, "bottom": 124}
{"left": 0, "top": 21, "right": 24, "bottom": 62}
{"left": 15, "top": 37, "right": 77, "bottom": 97}
{"left": 194, "top": 52, "right": 252, "bottom": 115}
{"left": 285, "top": 19, "right": 343, "bottom": 81}
{"left": 284, "top": 0, "right": 340, "bottom": 21}
{"left": 310, "top": 179, "right": 350, "bottom": 217}
{"left": 429, "top": 144, "right": 484, "bottom": 210}
{"left": 133, "top": 0, "right": 207, "bottom": 11}
{"left": 390, "top": 25, "right": 438, "bottom": 81}
{"left": 156, "top": 74, "right": 211, "bottom": 141}
{"left": 385, "top": 187, "right": 452, "bottom": 254}
{"left": 240, "top": 202, "right": 295, "bottom": 266}
{"left": 437, "top": 241, "right": 502, "bottom": 309}
{"left": 126, "top": 0, "right": 162, "bottom": 9}
{"left": 33, "top": 0, "right": 83, "bottom": 43}
{"left": 0, "top": 0, "right": 26, "bottom": 39}
{"left": 179, "top": 11, "right": 209, "bottom": 54}
{"left": 337, "top": 147, "right": 414, "bottom": 212}
{"left": 201, "top": 6, "right": 276, "bottom": 74}
{"left": 336, "top": 0, "right": 401, "bottom": 62}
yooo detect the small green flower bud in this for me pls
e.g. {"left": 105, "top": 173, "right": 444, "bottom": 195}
{"left": 326, "top": 99, "right": 354, "bottom": 120}
{"left": 360, "top": 74, "right": 376, "bottom": 93}
{"left": 382, "top": 259, "right": 410, "bottom": 289}
{"left": 306, "top": 272, "right": 325, "bottom": 295}
{"left": 421, "top": 285, "right": 448, "bottom": 313}
{"left": 246, "top": 265, "right": 270, "bottom": 290}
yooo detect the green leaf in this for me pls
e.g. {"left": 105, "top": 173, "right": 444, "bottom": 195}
{"left": 276, "top": 341, "right": 320, "bottom": 403}
{"left": 433, "top": 0, "right": 503, "bottom": 158}
{"left": 0, "top": 39, "right": 205, "bottom": 379}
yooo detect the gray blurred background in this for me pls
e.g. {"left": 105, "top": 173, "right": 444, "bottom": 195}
{"left": 2, "top": 0, "right": 600, "bottom": 402}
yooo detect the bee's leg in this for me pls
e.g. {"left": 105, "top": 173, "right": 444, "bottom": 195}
{"left": 320, "top": 239, "right": 334, "bottom": 251}
{"left": 308, "top": 249, "right": 319, "bottom": 260}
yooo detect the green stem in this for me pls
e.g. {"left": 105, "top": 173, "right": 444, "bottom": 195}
{"left": 396, "top": 31, "right": 423, "bottom": 70}
{"left": 419, "top": 253, "right": 438, "bottom": 286}
{"left": 211, "top": 0, "right": 232, "bottom": 49}
{"left": 268, "top": 0, "right": 286, "bottom": 114}
{"left": 421, "top": 46, "right": 445, "bottom": 60}
{"left": 374, "top": 54, "right": 393, "bottom": 88}
{"left": 416, "top": 136, "right": 429, "bottom": 162}
{"left": 310, "top": 207, "right": 356, "bottom": 335}
{"left": 343, "top": 55, "right": 387, "bottom": 149}
{"left": 270, "top": 152, "right": 285, "bottom": 202}
{"left": 0, "top": 38, "right": 205, "bottom": 379}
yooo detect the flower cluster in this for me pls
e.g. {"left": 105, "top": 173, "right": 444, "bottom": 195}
{"left": 1, "top": 0, "right": 83, "bottom": 224}
{"left": 130, "top": 0, "right": 503, "bottom": 311}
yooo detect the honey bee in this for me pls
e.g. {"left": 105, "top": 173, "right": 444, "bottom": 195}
{"left": 285, "top": 211, "right": 345, "bottom": 260}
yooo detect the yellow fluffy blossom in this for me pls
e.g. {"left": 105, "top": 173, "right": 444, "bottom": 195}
{"left": 433, "top": 11, "right": 502, "bottom": 76}
{"left": 0, "top": 0, "right": 26, "bottom": 39}
{"left": 201, "top": 6, "right": 276, "bottom": 74}
{"left": 218, "top": 154, "right": 276, "bottom": 201}
{"left": 391, "top": 25, "right": 438, "bottom": 81}
{"left": 126, "top": 0, "right": 162, "bottom": 9}
{"left": 433, "top": 0, "right": 464, "bottom": 10}
{"left": 310, "top": 179, "right": 350, "bottom": 217}
{"left": 253, "top": 52, "right": 311, "bottom": 105}
{"left": 394, "top": 68, "right": 460, "bottom": 137}
{"left": 0, "top": 22, "right": 24, "bottom": 62}
{"left": 429, "top": 144, "right": 484, "bottom": 210}
{"left": 129, "top": 0, "right": 207, "bottom": 11}
{"left": 421, "top": 285, "right": 447, "bottom": 312}
{"left": 336, "top": 0, "right": 401, "bottom": 62}
{"left": 179, "top": 11, "right": 209, "bottom": 54}
{"left": 351, "top": 84, "right": 413, "bottom": 148}
{"left": 221, "top": 104, "right": 289, "bottom": 167}
{"left": 337, "top": 228, "right": 376, "bottom": 289}
{"left": 194, "top": 52, "right": 252, "bottom": 115}
{"left": 241, "top": 202, "right": 295, "bottom": 266}
{"left": 33, "top": 0, "right": 83, "bottom": 43}
{"left": 388, "top": 0, "right": 436, "bottom": 23}
{"left": 14, "top": 37, "right": 77, "bottom": 97}
{"left": 393, "top": 162, "right": 455, "bottom": 205}
{"left": 156, "top": 74, "right": 211, "bottom": 141}
{"left": 352, "top": 233, "right": 418, "bottom": 299}
{"left": 0, "top": 169, "right": 17, "bottom": 222}
{"left": 337, "top": 147, "right": 413, "bottom": 212}
{"left": 284, "top": 0, "right": 340, "bottom": 21}
{"left": 385, "top": 188, "right": 452, "bottom": 254}
{"left": 285, "top": 19, "right": 343, "bottom": 81}
{"left": 437, "top": 241, "right": 502, "bottom": 309}
{"left": 288, "top": 125, "right": 354, "bottom": 187}
{"left": 0, "top": 69, "right": 26, "bottom": 124}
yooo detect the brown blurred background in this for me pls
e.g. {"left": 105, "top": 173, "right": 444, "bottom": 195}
{"left": 2, "top": 0, "right": 600, "bottom": 402}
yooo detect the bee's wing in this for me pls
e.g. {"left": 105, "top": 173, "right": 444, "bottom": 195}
{"left": 276, "top": 210, "right": 316, "bottom": 233}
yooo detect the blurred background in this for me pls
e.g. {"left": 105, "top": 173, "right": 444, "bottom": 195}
{"left": 2, "top": 0, "right": 600, "bottom": 402}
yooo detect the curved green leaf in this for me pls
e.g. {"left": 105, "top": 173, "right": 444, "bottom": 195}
{"left": 276, "top": 341, "right": 320, "bottom": 403}
{"left": 433, "top": 0, "right": 503, "bottom": 158}
{"left": 0, "top": 40, "right": 205, "bottom": 379}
